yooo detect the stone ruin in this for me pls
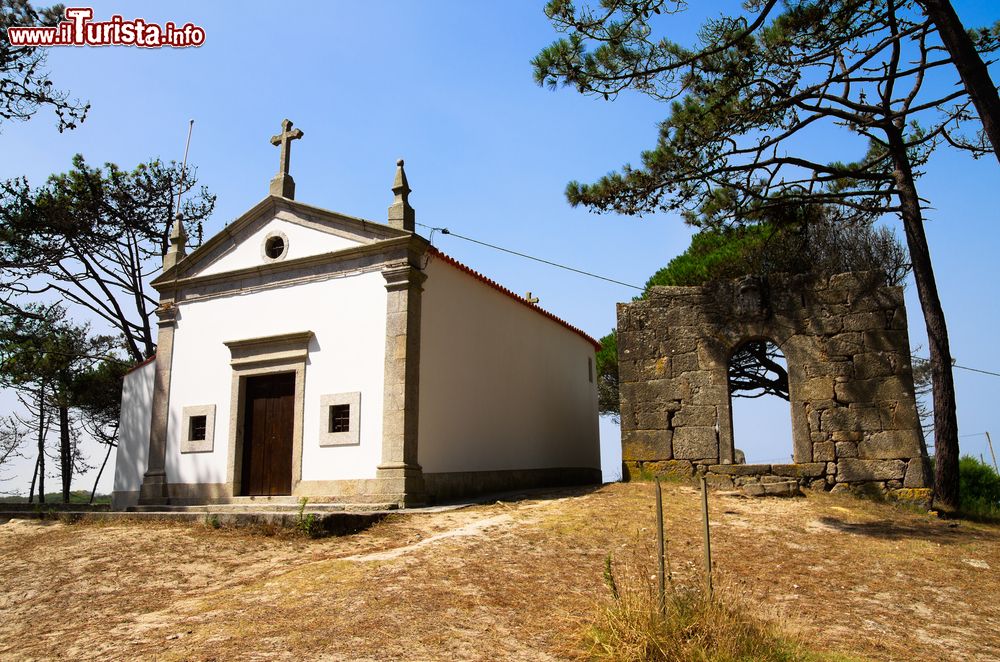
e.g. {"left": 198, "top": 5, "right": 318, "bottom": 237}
{"left": 617, "top": 271, "right": 933, "bottom": 503}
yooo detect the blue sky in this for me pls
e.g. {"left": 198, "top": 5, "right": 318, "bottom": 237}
{"left": 2, "top": 1, "right": 999, "bottom": 492}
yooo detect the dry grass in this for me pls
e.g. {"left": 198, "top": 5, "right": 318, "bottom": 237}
{"left": 585, "top": 556, "right": 812, "bottom": 662}
{"left": 0, "top": 483, "right": 997, "bottom": 661}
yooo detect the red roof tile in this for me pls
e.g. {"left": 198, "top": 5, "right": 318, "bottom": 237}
{"left": 427, "top": 246, "right": 601, "bottom": 351}
{"left": 124, "top": 353, "right": 156, "bottom": 376}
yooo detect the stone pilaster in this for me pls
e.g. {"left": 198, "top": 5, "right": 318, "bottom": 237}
{"left": 138, "top": 303, "right": 179, "bottom": 505}
{"left": 376, "top": 263, "right": 427, "bottom": 506}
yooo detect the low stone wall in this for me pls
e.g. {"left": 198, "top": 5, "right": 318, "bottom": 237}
{"left": 624, "top": 458, "right": 932, "bottom": 506}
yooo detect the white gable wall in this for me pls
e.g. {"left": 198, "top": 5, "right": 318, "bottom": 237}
{"left": 418, "top": 256, "right": 600, "bottom": 474}
{"left": 112, "top": 359, "right": 155, "bottom": 508}
{"left": 164, "top": 270, "right": 388, "bottom": 486}
{"left": 198, "top": 216, "right": 363, "bottom": 277}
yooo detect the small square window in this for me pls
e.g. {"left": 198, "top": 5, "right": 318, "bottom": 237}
{"left": 319, "top": 392, "right": 360, "bottom": 446}
{"left": 189, "top": 415, "right": 207, "bottom": 441}
{"left": 181, "top": 405, "right": 215, "bottom": 453}
{"left": 329, "top": 404, "right": 351, "bottom": 433}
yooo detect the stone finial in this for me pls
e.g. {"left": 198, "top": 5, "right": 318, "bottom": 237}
{"left": 269, "top": 119, "right": 304, "bottom": 199}
{"left": 162, "top": 213, "right": 187, "bottom": 271}
{"left": 388, "top": 158, "right": 415, "bottom": 232}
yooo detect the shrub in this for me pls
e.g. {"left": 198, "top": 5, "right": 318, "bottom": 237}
{"left": 959, "top": 456, "right": 1000, "bottom": 518}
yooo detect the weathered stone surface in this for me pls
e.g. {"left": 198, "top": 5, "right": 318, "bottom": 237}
{"left": 824, "top": 332, "right": 864, "bottom": 357}
{"left": 672, "top": 404, "right": 717, "bottom": 427}
{"left": 858, "top": 430, "right": 923, "bottom": 460}
{"left": 799, "top": 377, "right": 834, "bottom": 401}
{"left": 673, "top": 427, "right": 718, "bottom": 460}
{"left": 821, "top": 406, "right": 880, "bottom": 432}
{"left": 837, "top": 459, "right": 905, "bottom": 482}
{"left": 842, "top": 312, "right": 884, "bottom": 332}
{"left": 835, "top": 441, "right": 858, "bottom": 458}
{"left": 622, "top": 429, "right": 673, "bottom": 461}
{"left": 853, "top": 352, "right": 896, "bottom": 380}
{"left": 671, "top": 351, "right": 700, "bottom": 374}
{"left": 772, "top": 463, "right": 826, "bottom": 478}
{"left": 705, "top": 474, "right": 734, "bottom": 489}
{"left": 635, "top": 460, "right": 694, "bottom": 480}
{"left": 834, "top": 379, "right": 878, "bottom": 404}
{"left": 707, "top": 463, "right": 771, "bottom": 476}
{"left": 618, "top": 272, "right": 924, "bottom": 498}
{"left": 903, "top": 457, "right": 931, "bottom": 488}
{"left": 878, "top": 400, "right": 921, "bottom": 431}
{"left": 636, "top": 411, "right": 672, "bottom": 430}
{"left": 813, "top": 441, "right": 835, "bottom": 462}
{"left": 742, "top": 480, "right": 800, "bottom": 498}
{"left": 887, "top": 487, "right": 933, "bottom": 509}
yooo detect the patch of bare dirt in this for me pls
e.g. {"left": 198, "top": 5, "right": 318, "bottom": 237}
{"left": 0, "top": 483, "right": 997, "bottom": 661}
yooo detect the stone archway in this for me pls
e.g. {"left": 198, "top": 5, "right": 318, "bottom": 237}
{"left": 617, "top": 272, "right": 931, "bottom": 500}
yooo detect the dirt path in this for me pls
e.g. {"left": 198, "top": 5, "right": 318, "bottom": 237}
{"left": 0, "top": 484, "right": 997, "bottom": 661}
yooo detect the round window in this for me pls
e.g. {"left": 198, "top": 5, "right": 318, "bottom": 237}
{"left": 263, "top": 234, "right": 286, "bottom": 260}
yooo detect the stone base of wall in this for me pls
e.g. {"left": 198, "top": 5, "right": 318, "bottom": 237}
{"left": 624, "top": 459, "right": 932, "bottom": 508}
{"left": 112, "top": 468, "right": 603, "bottom": 511}
{"left": 424, "top": 467, "right": 603, "bottom": 504}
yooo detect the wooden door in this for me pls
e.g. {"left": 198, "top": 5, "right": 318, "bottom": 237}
{"left": 241, "top": 373, "right": 295, "bottom": 496}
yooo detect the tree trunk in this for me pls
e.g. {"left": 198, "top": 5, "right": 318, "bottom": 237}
{"left": 887, "top": 127, "right": 961, "bottom": 512}
{"left": 59, "top": 402, "right": 71, "bottom": 503}
{"left": 27, "top": 453, "right": 39, "bottom": 504}
{"left": 919, "top": 0, "right": 1000, "bottom": 165}
{"left": 36, "top": 386, "right": 46, "bottom": 504}
{"left": 90, "top": 442, "right": 114, "bottom": 505}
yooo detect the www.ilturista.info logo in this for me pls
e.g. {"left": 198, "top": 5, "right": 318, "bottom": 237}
{"left": 6, "top": 7, "right": 205, "bottom": 48}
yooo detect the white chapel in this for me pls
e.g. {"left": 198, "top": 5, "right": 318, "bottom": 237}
{"left": 112, "top": 120, "right": 601, "bottom": 509}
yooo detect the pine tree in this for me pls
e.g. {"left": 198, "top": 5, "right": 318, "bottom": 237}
{"left": 534, "top": 0, "right": 997, "bottom": 511}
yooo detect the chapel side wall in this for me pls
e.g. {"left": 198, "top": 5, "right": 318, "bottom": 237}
{"left": 163, "top": 271, "right": 388, "bottom": 490}
{"left": 417, "top": 256, "right": 601, "bottom": 486}
{"left": 618, "top": 272, "right": 929, "bottom": 498}
{"left": 112, "top": 359, "right": 155, "bottom": 510}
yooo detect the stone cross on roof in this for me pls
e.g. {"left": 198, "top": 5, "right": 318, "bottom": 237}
{"left": 269, "top": 119, "right": 303, "bottom": 199}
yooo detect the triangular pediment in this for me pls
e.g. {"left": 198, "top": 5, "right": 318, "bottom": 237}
{"left": 161, "top": 196, "right": 409, "bottom": 282}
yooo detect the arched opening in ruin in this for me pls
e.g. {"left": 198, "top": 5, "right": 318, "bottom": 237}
{"left": 728, "top": 339, "right": 793, "bottom": 464}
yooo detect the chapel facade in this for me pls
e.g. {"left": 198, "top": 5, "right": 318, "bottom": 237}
{"left": 112, "top": 121, "right": 602, "bottom": 509}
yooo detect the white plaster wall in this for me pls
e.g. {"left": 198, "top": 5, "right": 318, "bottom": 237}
{"left": 113, "top": 359, "right": 155, "bottom": 502}
{"left": 164, "top": 271, "right": 387, "bottom": 486}
{"left": 198, "top": 216, "right": 361, "bottom": 277}
{"left": 418, "top": 256, "right": 601, "bottom": 473}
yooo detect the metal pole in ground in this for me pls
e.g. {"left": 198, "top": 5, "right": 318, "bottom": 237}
{"left": 655, "top": 477, "right": 666, "bottom": 615}
{"left": 986, "top": 431, "right": 998, "bottom": 472}
{"left": 700, "top": 475, "right": 713, "bottom": 600}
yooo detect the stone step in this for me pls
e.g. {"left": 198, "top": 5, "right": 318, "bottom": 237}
{"left": 127, "top": 502, "right": 397, "bottom": 514}
{"left": 0, "top": 509, "right": 386, "bottom": 535}
{"left": 740, "top": 480, "right": 801, "bottom": 498}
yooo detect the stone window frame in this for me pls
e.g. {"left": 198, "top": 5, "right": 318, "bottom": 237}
{"left": 319, "top": 392, "right": 361, "bottom": 447}
{"left": 223, "top": 331, "right": 312, "bottom": 496}
{"left": 261, "top": 230, "right": 289, "bottom": 263}
{"left": 180, "top": 404, "right": 216, "bottom": 453}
